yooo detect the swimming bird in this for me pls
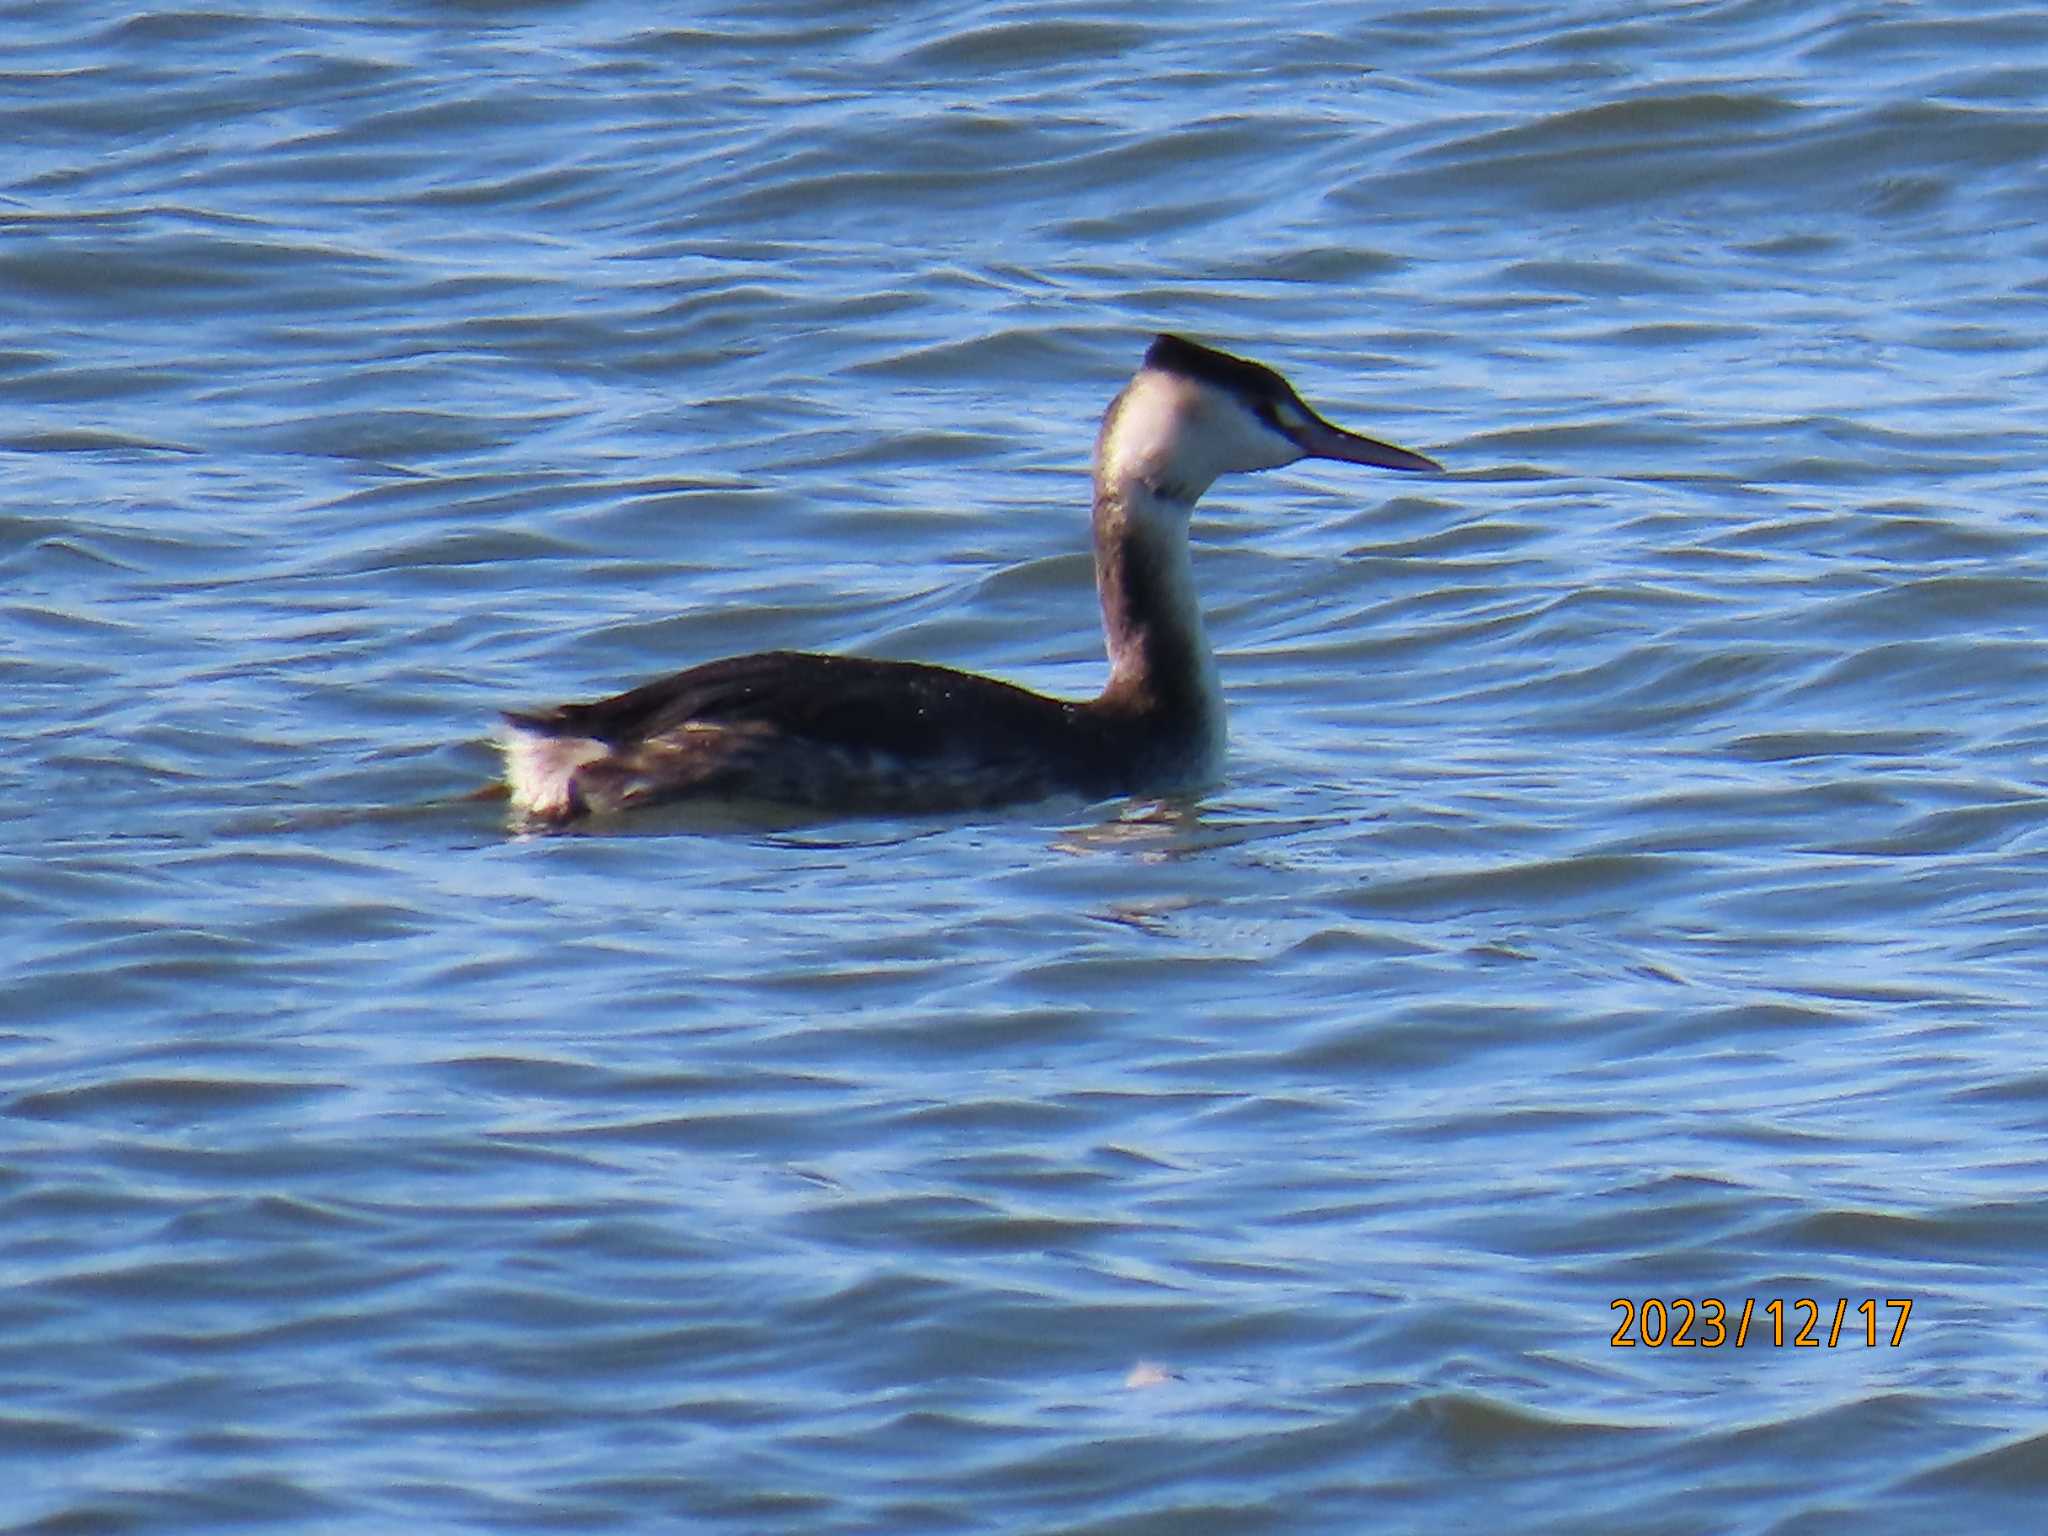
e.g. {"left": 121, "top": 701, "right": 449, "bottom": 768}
{"left": 497, "top": 334, "right": 1439, "bottom": 825}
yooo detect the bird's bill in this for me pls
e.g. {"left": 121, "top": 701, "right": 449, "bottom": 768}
{"left": 1296, "top": 413, "right": 1441, "bottom": 473}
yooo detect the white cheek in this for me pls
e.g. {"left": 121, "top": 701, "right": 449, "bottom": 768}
{"left": 1100, "top": 374, "right": 1194, "bottom": 486}
{"left": 1205, "top": 400, "right": 1299, "bottom": 473}
{"left": 1099, "top": 372, "right": 1304, "bottom": 492}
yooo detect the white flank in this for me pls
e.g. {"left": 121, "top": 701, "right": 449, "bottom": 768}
{"left": 497, "top": 722, "right": 609, "bottom": 818}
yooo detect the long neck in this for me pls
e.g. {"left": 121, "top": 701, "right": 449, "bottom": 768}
{"left": 1090, "top": 478, "right": 1224, "bottom": 755}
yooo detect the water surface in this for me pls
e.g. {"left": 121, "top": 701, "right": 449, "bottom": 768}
{"left": 6, "top": 2, "right": 2048, "bottom": 1532}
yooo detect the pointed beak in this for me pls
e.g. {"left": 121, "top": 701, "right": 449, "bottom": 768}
{"left": 1295, "top": 412, "right": 1441, "bottom": 473}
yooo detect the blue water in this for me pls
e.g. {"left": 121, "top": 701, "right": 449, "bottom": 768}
{"left": 6, "top": 2, "right": 2048, "bottom": 1531}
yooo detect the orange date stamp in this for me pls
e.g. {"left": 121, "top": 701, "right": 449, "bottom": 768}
{"left": 1610, "top": 1297, "right": 1913, "bottom": 1348}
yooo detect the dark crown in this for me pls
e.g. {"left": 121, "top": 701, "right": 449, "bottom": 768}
{"left": 1143, "top": 334, "right": 1293, "bottom": 405}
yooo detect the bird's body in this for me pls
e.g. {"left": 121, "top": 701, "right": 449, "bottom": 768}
{"left": 500, "top": 649, "right": 1171, "bottom": 815}
{"left": 497, "top": 335, "right": 1438, "bottom": 826}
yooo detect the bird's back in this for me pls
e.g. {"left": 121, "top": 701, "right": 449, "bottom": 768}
{"left": 500, "top": 650, "right": 1141, "bottom": 821}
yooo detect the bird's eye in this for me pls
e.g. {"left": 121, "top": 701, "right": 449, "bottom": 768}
{"left": 1258, "top": 398, "right": 1306, "bottom": 435}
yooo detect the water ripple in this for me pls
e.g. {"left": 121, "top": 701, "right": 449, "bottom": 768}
{"left": 6, "top": 2, "right": 2048, "bottom": 1533}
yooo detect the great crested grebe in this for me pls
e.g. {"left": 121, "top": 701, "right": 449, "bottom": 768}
{"left": 497, "top": 334, "right": 1439, "bottom": 825}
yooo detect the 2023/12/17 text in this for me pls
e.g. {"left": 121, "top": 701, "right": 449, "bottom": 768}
{"left": 1610, "top": 1298, "right": 1913, "bottom": 1348}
